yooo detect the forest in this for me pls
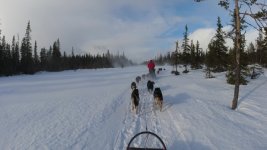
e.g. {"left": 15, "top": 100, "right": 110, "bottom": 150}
{"left": 0, "top": 21, "right": 133, "bottom": 76}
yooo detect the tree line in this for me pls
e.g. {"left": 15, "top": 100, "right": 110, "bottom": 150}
{"left": 0, "top": 21, "right": 133, "bottom": 76}
{"left": 154, "top": 16, "right": 267, "bottom": 84}
{"left": 151, "top": 0, "right": 267, "bottom": 110}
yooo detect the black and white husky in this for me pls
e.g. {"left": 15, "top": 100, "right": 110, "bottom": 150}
{"left": 147, "top": 80, "right": 155, "bottom": 94}
{"left": 131, "top": 82, "right": 139, "bottom": 114}
{"left": 131, "top": 82, "right": 137, "bottom": 90}
{"left": 153, "top": 87, "right": 163, "bottom": 111}
{"left": 136, "top": 76, "right": 141, "bottom": 84}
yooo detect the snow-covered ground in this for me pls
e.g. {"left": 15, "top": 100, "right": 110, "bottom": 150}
{"left": 0, "top": 65, "right": 266, "bottom": 150}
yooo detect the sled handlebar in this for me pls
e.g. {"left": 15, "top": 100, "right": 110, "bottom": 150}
{"left": 127, "top": 148, "right": 165, "bottom": 150}
{"left": 126, "top": 131, "right": 167, "bottom": 150}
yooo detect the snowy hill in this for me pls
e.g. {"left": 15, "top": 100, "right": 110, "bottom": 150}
{"left": 0, "top": 66, "right": 266, "bottom": 150}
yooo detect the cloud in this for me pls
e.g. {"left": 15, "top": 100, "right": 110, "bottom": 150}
{"left": 245, "top": 29, "right": 259, "bottom": 45}
{"left": 0, "top": 0, "right": 184, "bottom": 62}
{"left": 0, "top": 0, "right": 260, "bottom": 63}
{"left": 188, "top": 28, "right": 216, "bottom": 52}
{"left": 82, "top": 15, "right": 183, "bottom": 62}
{"left": 187, "top": 25, "right": 258, "bottom": 54}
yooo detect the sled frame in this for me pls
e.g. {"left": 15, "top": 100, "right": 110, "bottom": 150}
{"left": 127, "top": 131, "right": 167, "bottom": 150}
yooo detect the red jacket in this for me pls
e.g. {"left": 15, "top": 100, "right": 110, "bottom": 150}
{"left": 147, "top": 60, "right": 155, "bottom": 70}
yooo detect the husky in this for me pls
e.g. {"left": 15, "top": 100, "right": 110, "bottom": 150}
{"left": 136, "top": 76, "right": 141, "bottom": 84}
{"left": 131, "top": 82, "right": 139, "bottom": 114}
{"left": 141, "top": 74, "right": 146, "bottom": 80}
{"left": 147, "top": 80, "right": 155, "bottom": 94}
{"left": 131, "top": 82, "right": 137, "bottom": 90}
{"left": 153, "top": 87, "right": 163, "bottom": 111}
{"left": 131, "top": 88, "right": 140, "bottom": 114}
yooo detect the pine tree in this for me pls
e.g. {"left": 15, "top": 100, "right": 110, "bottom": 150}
{"left": 11, "top": 36, "right": 16, "bottom": 72}
{"left": 11, "top": 36, "right": 20, "bottom": 74}
{"left": 0, "top": 32, "right": 3, "bottom": 75}
{"left": 171, "top": 41, "right": 180, "bottom": 75}
{"left": 208, "top": 17, "right": 228, "bottom": 72}
{"left": 195, "top": 40, "right": 203, "bottom": 69}
{"left": 256, "top": 31, "right": 264, "bottom": 65}
{"left": 247, "top": 42, "right": 256, "bottom": 64}
{"left": 256, "top": 29, "right": 267, "bottom": 67}
{"left": 181, "top": 25, "right": 190, "bottom": 73}
{"left": 0, "top": 36, "right": 10, "bottom": 75}
{"left": 40, "top": 48, "right": 47, "bottom": 70}
{"left": 205, "top": 42, "right": 216, "bottom": 78}
{"left": 20, "top": 21, "right": 34, "bottom": 74}
{"left": 262, "top": 28, "right": 267, "bottom": 67}
{"left": 190, "top": 40, "right": 197, "bottom": 69}
{"left": 50, "top": 39, "right": 62, "bottom": 71}
{"left": 62, "top": 51, "right": 68, "bottom": 70}
{"left": 33, "top": 41, "right": 40, "bottom": 72}
{"left": 15, "top": 37, "right": 20, "bottom": 72}
{"left": 5, "top": 43, "right": 12, "bottom": 75}
{"left": 46, "top": 46, "right": 53, "bottom": 70}
{"left": 70, "top": 47, "right": 76, "bottom": 70}
{"left": 218, "top": 0, "right": 267, "bottom": 109}
{"left": 34, "top": 41, "right": 39, "bottom": 64}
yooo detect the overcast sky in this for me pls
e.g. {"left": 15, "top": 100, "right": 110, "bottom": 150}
{"left": 0, "top": 0, "right": 259, "bottom": 63}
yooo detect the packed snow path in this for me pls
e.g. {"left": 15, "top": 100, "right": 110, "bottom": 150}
{"left": 113, "top": 79, "right": 165, "bottom": 149}
{"left": 0, "top": 66, "right": 266, "bottom": 149}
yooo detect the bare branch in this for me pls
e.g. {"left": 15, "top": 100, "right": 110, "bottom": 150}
{"left": 243, "top": 19, "right": 265, "bottom": 33}
{"left": 255, "top": 2, "right": 267, "bottom": 7}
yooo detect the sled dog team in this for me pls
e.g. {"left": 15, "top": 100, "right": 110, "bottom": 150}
{"left": 131, "top": 77, "right": 163, "bottom": 114}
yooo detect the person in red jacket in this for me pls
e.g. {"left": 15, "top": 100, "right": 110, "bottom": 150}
{"left": 147, "top": 60, "right": 156, "bottom": 78}
{"left": 147, "top": 60, "right": 155, "bottom": 70}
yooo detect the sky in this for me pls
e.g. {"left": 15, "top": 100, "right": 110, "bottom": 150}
{"left": 0, "top": 0, "right": 260, "bottom": 63}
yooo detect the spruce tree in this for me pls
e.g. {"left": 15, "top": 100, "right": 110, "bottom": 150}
{"left": 256, "top": 31, "right": 264, "bottom": 65}
{"left": 71, "top": 47, "right": 76, "bottom": 70}
{"left": 11, "top": 36, "right": 20, "bottom": 74}
{"left": 11, "top": 36, "right": 16, "bottom": 73}
{"left": 247, "top": 42, "right": 256, "bottom": 64}
{"left": 15, "top": 38, "right": 20, "bottom": 73}
{"left": 0, "top": 32, "right": 3, "bottom": 75}
{"left": 1, "top": 36, "right": 10, "bottom": 75}
{"left": 256, "top": 29, "right": 267, "bottom": 67}
{"left": 20, "top": 21, "right": 34, "bottom": 74}
{"left": 62, "top": 51, "right": 68, "bottom": 70}
{"left": 51, "top": 39, "right": 61, "bottom": 71}
{"left": 208, "top": 17, "right": 228, "bottom": 72}
{"left": 195, "top": 40, "right": 203, "bottom": 69}
{"left": 40, "top": 48, "right": 47, "bottom": 70}
{"left": 46, "top": 46, "right": 53, "bottom": 70}
{"left": 181, "top": 25, "right": 190, "bottom": 73}
{"left": 205, "top": 42, "right": 216, "bottom": 78}
{"left": 171, "top": 41, "right": 180, "bottom": 75}
{"left": 218, "top": 0, "right": 267, "bottom": 109}
{"left": 34, "top": 41, "right": 39, "bottom": 64}
{"left": 190, "top": 40, "right": 197, "bottom": 69}
{"left": 33, "top": 41, "right": 40, "bottom": 72}
{"left": 262, "top": 28, "right": 267, "bottom": 67}
{"left": 5, "top": 43, "right": 12, "bottom": 75}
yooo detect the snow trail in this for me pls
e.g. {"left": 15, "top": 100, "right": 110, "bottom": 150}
{"left": 113, "top": 77, "right": 164, "bottom": 149}
{"left": 1, "top": 66, "right": 267, "bottom": 149}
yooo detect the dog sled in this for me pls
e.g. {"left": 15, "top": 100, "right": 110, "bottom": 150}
{"left": 149, "top": 69, "right": 156, "bottom": 79}
{"left": 127, "top": 131, "right": 167, "bottom": 150}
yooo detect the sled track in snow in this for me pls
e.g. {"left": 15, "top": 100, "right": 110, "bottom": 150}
{"left": 113, "top": 80, "right": 163, "bottom": 149}
{"left": 165, "top": 106, "right": 191, "bottom": 149}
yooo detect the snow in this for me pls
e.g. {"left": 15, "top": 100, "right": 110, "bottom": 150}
{"left": 0, "top": 66, "right": 266, "bottom": 150}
